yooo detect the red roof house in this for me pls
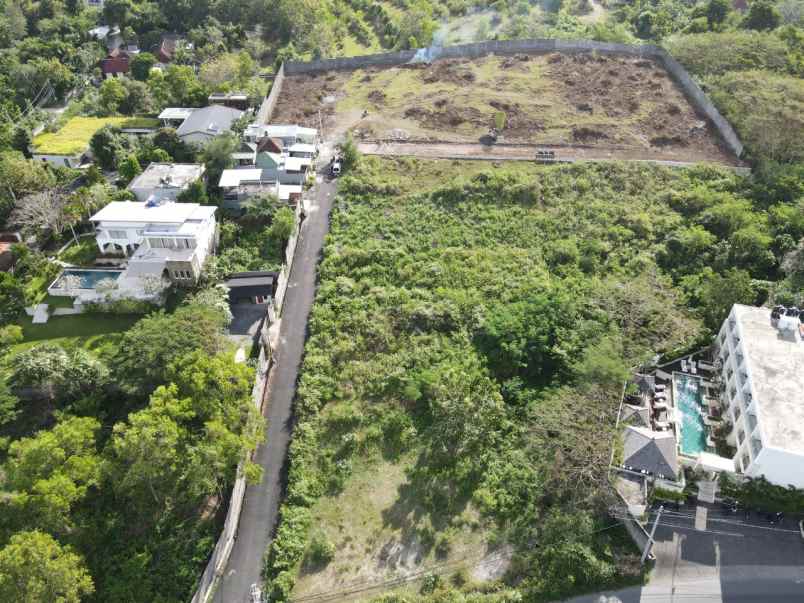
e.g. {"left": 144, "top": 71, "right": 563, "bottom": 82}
{"left": 100, "top": 48, "right": 130, "bottom": 79}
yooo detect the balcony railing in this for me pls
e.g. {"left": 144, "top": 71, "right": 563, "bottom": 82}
{"left": 751, "top": 438, "right": 762, "bottom": 459}
{"left": 746, "top": 412, "right": 758, "bottom": 434}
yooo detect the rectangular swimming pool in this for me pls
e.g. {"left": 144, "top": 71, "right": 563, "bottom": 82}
{"left": 50, "top": 269, "right": 123, "bottom": 291}
{"left": 674, "top": 372, "right": 707, "bottom": 457}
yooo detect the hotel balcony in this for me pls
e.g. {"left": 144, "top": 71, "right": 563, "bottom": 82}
{"left": 746, "top": 410, "right": 758, "bottom": 435}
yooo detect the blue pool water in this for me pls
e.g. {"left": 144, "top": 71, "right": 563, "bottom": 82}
{"left": 52, "top": 269, "right": 123, "bottom": 290}
{"left": 675, "top": 373, "right": 707, "bottom": 456}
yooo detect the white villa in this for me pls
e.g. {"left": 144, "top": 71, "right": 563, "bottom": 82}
{"left": 715, "top": 304, "right": 804, "bottom": 488}
{"left": 90, "top": 199, "right": 217, "bottom": 284}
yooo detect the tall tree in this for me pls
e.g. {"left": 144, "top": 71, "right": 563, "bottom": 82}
{"left": 0, "top": 531, "right": 94, "bottom": 603}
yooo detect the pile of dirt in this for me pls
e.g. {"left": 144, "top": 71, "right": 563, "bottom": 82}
{"left": 572, "top": 126, "right": 609, "bottom": 142}
{"left": 488, "top": 100, "right": 544, "bottom": 137}
{"left": 500, "top": 54, "right": 532, "bottom": 69}
{"left": 368, "top": 90, "right": 386, "bottom": 104}
{"left": 421, "top": 59, "right": 476, "bottom": 85}
{"left": 404, "top": 101, "right": 486, "bottom": 130}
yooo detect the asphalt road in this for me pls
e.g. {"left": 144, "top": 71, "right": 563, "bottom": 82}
{"left": 214, "top": 156, "right": 337, "bottom": 603}
{"left": 566, "top": 504, "right": 804, "bottom": 603}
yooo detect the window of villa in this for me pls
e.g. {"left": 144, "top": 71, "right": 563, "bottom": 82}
{"left": 737, "top": 430, "right": 745, "bottom": 445}
{"left": 742, "top": 454, "right": 750, "bottom": 470}
{"left": 109, "top": 230, "right": 127, "bottom": 239}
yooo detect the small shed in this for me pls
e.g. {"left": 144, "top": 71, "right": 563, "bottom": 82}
{"left": 224, "top": 271, "right": 278, "bottom": 304}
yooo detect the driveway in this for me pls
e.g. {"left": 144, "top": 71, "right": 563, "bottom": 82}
{"left": 213, "top": 151, "right": 338, "bottom": 603}
{"left": 567, "top": 504, "right": 804, "bottom": 603}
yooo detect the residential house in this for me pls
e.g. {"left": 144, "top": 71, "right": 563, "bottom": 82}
{"left": 176, "top": 105, "right": 244, "bottom": 146}
{"left": 715, "top": 304, "right": 804, "bottom": 488}
{"left": 208, "top": 92, "right": 249, "bottom": 111}
{"left": 100, "top": 48, "right": 130, "bottom": 79}
{"left": 158, "top": 107, "right": 196, "bottom": 128}
{"left": 156, "top": 34, "right": 183, "bottom": 63}
{"left": 90, "top": 199, "right": 217, "bottom": 284}
{"left": 232, "top": 140, "right": 258, "bottom": 166}
{"left": 218, "top": 168, "right": 303, "bottom": 209}
{"left": 243, "top": 124, "right": 317, "bottom": 148}
{"left": 128, "top": 163, "right": 205, "bottom": 203}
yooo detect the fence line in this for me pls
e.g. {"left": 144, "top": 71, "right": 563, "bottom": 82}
{"left": 257, "top": 62, "right": 285, "bottom": 125}
{"left": 284, "top": 38, "right": 743, "bottom": 158}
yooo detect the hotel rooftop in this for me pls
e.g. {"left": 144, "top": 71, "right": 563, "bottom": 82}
{"left": 731, "top": 304, "right": 804, "bottom": 455}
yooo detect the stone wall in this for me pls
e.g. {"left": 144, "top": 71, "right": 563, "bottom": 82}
{"left": 283, "top": 38, "right": 743, "bottom": 158}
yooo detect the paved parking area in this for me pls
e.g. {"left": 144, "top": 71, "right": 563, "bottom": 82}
{"left": 568, "top": 503, "right": 804, "bottom": 603}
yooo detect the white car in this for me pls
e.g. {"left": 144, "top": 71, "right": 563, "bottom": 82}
{"left": 330, "top": 159, "right": 342, "bottom": 177}
{"left": 250, "top": 583, "right": 262, "bottom": 603}
{"left": 799, "top": 520, "right": 804, "bottom": 540}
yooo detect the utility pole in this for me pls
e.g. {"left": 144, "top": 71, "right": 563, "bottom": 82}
{"left": 641, "top": 504, "right": 663, "bottom": 565}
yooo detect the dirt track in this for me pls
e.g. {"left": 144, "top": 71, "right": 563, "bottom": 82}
{"left": 273, "top": 53, "right": 742, "bottom": 166}
{"left": 356, "top": 141, "right": 750, "bottom": 172}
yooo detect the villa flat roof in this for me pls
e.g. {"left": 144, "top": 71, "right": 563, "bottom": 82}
{"left": 158, "top": 108, "right": 195, "bottom": 120}
{"left": 734, "top": 304, "right": 804, "bottom": 454}
{"left": 128, "top": 162, "right": 204, "bottom": 191}
{"left": 91, "top": 201, "right": 216, "bottom": 224}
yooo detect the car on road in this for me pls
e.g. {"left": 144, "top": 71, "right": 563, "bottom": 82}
{"left": 250, "top": 583, "right": 262, "bottom": 603}
{"left": 330, "top": 158, "right": 342, "bottom": 177}
{"left": 799, "top": 519, "right": 804, "bottom": 540}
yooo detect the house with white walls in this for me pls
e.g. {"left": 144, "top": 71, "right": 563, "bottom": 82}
{"left": 715, "top": 304, "right": 804, "bottom": 488}
{"left": 90, "top": 199, "right": 217, "bottom": 284}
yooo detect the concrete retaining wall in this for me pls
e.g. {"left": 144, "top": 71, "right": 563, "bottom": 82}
{"left": 190, "top": 329, "right": 271, "bottom": 603}
{"left": 284, "top": 38, "right": 743, "bottom": 158}
{"left": 190, "top": 179, "right": 306, "bottom": 603}
{"left": 257, "top": 63, "right": 285, "bottom": 125}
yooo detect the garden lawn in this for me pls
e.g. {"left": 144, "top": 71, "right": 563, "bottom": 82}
{"left": 7, "top": 314, "right": 139, "bottom": 358}
{"left": 33, "top": 116, "right": 127, "bottom": 155}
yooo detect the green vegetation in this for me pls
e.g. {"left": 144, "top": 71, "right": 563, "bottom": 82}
{"left": 264, "top": 155, "right": 797, "bottom": 601}
{"left": 59, "top": 237, "right": 100, "bottom": 267}
{"left": 0, "top": 293, "right": 263, "bottom": 602}
{"left": 32, "top": 117, "right": 127, "bottom": 155}
{"left": 119, "top": 117, "right": 161, "bottom": 129}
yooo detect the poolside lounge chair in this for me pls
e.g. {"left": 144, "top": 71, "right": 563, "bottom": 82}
{"left": 655, "top": 384, "right": 666, "bottom": 391}
{"left": 654, "top": 401, "right": 668, "bottom": 411}
{"left": 655, "top": 420, "right": 671, "bottom": 429}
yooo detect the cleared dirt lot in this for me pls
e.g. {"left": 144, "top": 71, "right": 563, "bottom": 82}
{"left": 273, "top": 53, "right": 740, "bottom": 165}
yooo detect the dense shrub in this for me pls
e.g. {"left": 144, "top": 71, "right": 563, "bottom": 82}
{"left": 664, "top": 31, "right": 792, "bottom": 76}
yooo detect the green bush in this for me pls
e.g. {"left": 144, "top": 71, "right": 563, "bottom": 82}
{"left": 83, "top": 298, "right": 158, "bottom": 315}
{"left": 304, "top": 531, "right": 335, "bottom": 568}
{"left": 665, "top": 31, "right": 792, "bottom": 77}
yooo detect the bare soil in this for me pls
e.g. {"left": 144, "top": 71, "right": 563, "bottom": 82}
{"left": 272, "top": 53, "right": 740, "bottom": 166}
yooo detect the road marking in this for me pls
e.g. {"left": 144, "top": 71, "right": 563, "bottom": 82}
{"left": 695, "top": 505, "right": 708, "bottom": 531}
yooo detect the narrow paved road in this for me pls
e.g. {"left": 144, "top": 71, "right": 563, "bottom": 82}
{"left": 565, "top": 503, "right": 804, "bottom": 603}
{"left": 214, "top": 155, "right": 337, "bottom": 603}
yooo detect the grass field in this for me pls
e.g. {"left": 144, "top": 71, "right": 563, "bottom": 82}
{"left": 33, "top": 116, "right": 127, "bottom": 155}
{"left": 274, "top": 53, "right": 737, "bottom": 164}
{"left": 7, "top": 314, "right": 139, "bottom": 358}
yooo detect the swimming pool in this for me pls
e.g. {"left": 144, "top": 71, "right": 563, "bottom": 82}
{"left": 674, "top": 372, "right": 707, "bottom": 457}
{"left": 51, "top": 269, "right": 123, "bottom": 291}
